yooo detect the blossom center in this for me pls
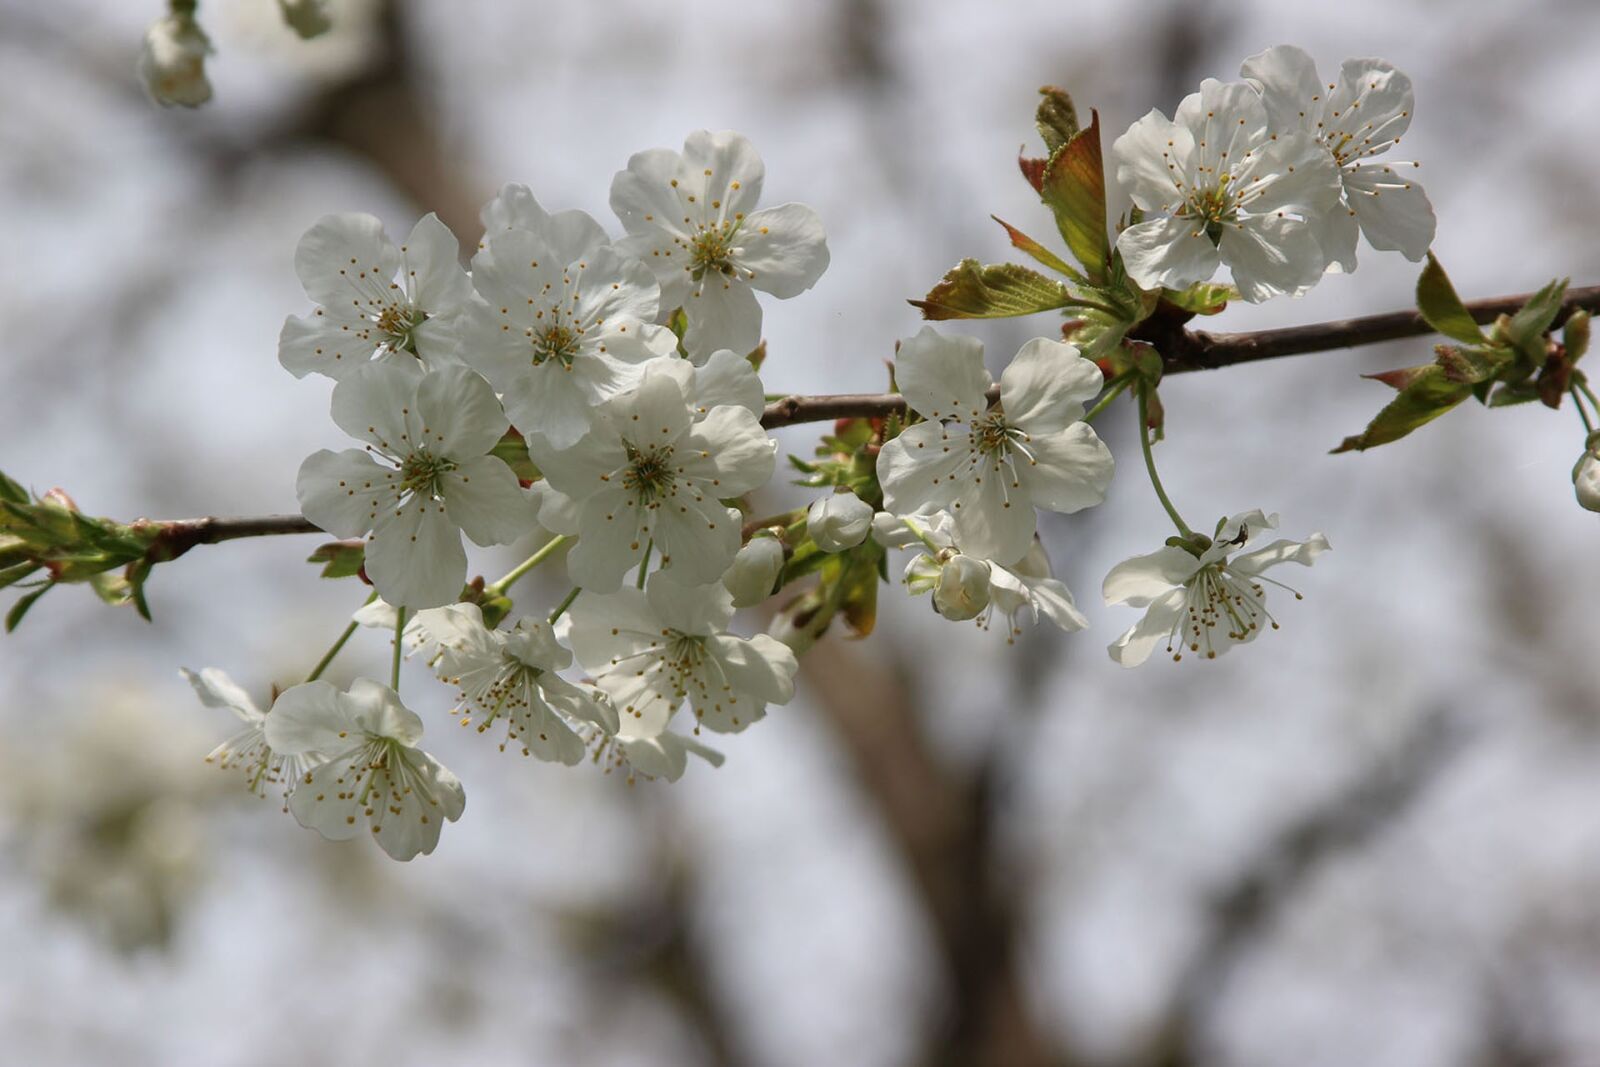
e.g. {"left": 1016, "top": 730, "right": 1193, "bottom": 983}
{"left": 374, "top": 303, "right": 428, "bottom": 353}
{"left": 531, "top": 323, "right": 581, "bottom": 367}
{"left": 621, "top": 443, "right": 677, "bottom": 504}
{"left": 1181, "top": 177, "right": 1244, "bottom": 240}
{"left": 689, "top": 223, "right": 737, "bottom": 280}
{"left": 399, "top": 450, "right": 457, "bottom": 499}
{"left": 1169, "top": 562, "right": 1275, "bottom": 661}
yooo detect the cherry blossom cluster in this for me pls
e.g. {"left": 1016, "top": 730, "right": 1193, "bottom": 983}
{"left": 1112, "top": 44, "right": 1436, "bottom": 301}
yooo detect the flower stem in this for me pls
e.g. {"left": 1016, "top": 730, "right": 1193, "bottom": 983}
{"left": 1082, "top": 376, "right": 1131, "bottom": 425}
{"left": 548, "top": 586, "right": 581, "bottom": 625}
{"left": 636, "top": 540, "right": 652, "bottom": 589}
{"left": 1572, "top": 385, "right": 1596, "bottom": 435}
{"left": 1577, "top": 378, "right": 1600, "bottom": 429}
{"left": 1137, "top": 383, "right": 1194, "bottom": 538}
{"left": 900, "top": 515, "right": 948, "bottom": 556}
{"left": 487, "top": 535, "right": 568, "bottom": 596}
{"left": 304, "top": 591, "right": 376, "bottom": 683}
{"left": 390, "top": 606, "right": 407, "bottom": 692}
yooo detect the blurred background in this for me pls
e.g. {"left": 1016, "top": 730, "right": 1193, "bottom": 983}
{"left": 4, "top": 1, "right": 1600, "bottom": 1064}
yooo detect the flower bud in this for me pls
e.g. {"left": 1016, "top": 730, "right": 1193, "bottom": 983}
{"left": 138, "top": 13, "right": 213, "bottom": 108}
{"left": 1575, "top": 452, "right": 1600, "bottom": 512}
{"left": 723, "top": 536, "right": 784, "bottom": 607}
{"left": 807, "top": 490, "right": 873, "bottom": 552}
{"left": 933, "top": 555, "right": 991, "bottom": 621}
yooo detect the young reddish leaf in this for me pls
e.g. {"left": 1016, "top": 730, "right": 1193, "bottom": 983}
{"left": 1039, "top": 110, "right": 1110, "bottom": 283}
{"left": 1333, "top": 364, "right": 1474, "bottom": 453}
{"left": 990, "top": 215, "right": 1083, "bottom": 281}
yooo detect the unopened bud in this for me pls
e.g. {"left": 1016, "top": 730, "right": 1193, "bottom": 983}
{"left": 138, "top": 12, "right": 213, "bottom": 108}
{"left": 807, "top": 490, "right": 873, "bottom": 552}
{"left": 933, "top": 555, "right": 991, "bottom": 621}
{"left": 723, "top": 535, "right": 784, "bottom": 607}
{"left": 1575, "top": 452, "right": 1600, "bottom": 512}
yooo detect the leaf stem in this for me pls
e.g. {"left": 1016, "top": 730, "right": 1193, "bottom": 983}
{"left": 1137, "top": 383, "right": 1193, "bottom": 538}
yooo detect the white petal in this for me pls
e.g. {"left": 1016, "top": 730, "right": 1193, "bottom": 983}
{"left": 343, "top": 677, "right": 426, "bottom": 744}
{"left": 1327, "top": 58, "right": 1414, "bottom": 147}
{"left": 610, "top": 148, "right": 695, "bottom": 248}
{"left": 1107, "top": 589, "right": 1187, "bottom": 667}
{"left": 1229, "top": 532, "right": 1330, "bottom": 577}
{"left": 893, "top": 326, "right": 990, "bottom": 422}
{"left": 694, "top": 633, "right": 798, "bottom": 732}
{"left": 1116, "top": 215, "right": 1220, "bottom": 292}
{"left": 1000, "top": 338, "right": 1103, "bottom": 434}
{"left": 278, "top": 312, "right": 370, "bottom": 380}
{"left": 1344, "top": 164, "right": 1435, "bottom": 261}
{"left": 370, "top": 750, "right": 464, "bottom": 861}
{"left": 877, "top": 421, "right": 968, "bottom": 517}
{"left": 1240, "top": 44, "right": 1323, "bottom": 133}
{"left": 683, "top": 275, "right": 762, "bottom": 356}
{"left": 569, "top": 245, "right": 665, "bottom": 326}
{"left": 1102, "top": 546, "right": 1199, "bottom": 607}
{"left": 680, "top": 129, "right": 767, "bottom": 218}
{"left": 690, "top": 349, "right": 765, "bottom": 416}
{"left": 734, "top": 203, "right": 829, "bottom": 298}
{"left": 400, "top": 213, "right": 471, "bottom": 313}
{"left": 1236, "top": 132, "right": 1343, "bottom": 216}
{"left": 1111, "top": 109, "right": 1193, "bottom": 213}
{"left": 297, "top": 448, "right": 392, "bottom": 538}
{"left": 287, "top": 751, "right": 370, "bottom": 841}
{"left": 294, "top": 213, "right": 400, "bottom": 310}
{"left": 646, "top": 572, "right": 736, "bottom": 635}
{"left": 416, "top": 365, "right": 508, "bottom": 459}
{"left": 949, "top": 463, "right": 1037, "bottom": 566}
{"left": 532, "top": 481, "right": 581, "bottom": 535}
{"left": 180, "top": 667, "right": 262, "bottom": 722}
{"left": 263, "top": 681, "right": 354, "bottom": 757}
{"left": 567, "top": 487, "right": 649, "bottom": 593}
{"left": 329, "top": 360, "right": 425, "bottom": 455}
{"left": 1218, "top": 215, "right": 1327, "bottom": 302}
{"left": 365, "top": 501, "right": 467, "bottom": 609}
{"left": 1174, "top": 79, "right": 1269, "bottom": 177}
{"left": 500, "top": 363, "right": 596, "bottom": 450}
{"left": 1310, "top": 207, "right": 1361, "bottom": 275}
{"left": 650, "top": 495, "right": 744, "bottom": 588}
{"left": 1019, "top": 422, "right": 1115, "bottom": 515}
{"left": 681, "top": 406, "right": 776, "bottom": 493}
{"left": 441, "top": 455, "right": 535, "bottom": 546}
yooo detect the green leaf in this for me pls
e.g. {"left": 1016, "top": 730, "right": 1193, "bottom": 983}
{"left": 5, "top": 584, "right": 51, "bottom": 632}
{"left": 910, "top": 259, "right": 1074, "bottom": 320}
{"left": 1034, "top": 86, "right": 1079, "bottom": 155}
{"left": 1416, "top": 254, "right": 1487, "bottom": 345}
{"left": 1486, "top": 381, "right": 1543, "bottom": 408}
{"left": 1332, "top": 364, "right": 1474, "bottom": 453}
{"left": 489, "top": 430, "right": 540, "bottom": 484}
{"left": 1433, "top": 343, "right": 1511, "bottom": 385}
{"left": 307, "top": 540, "right": 366, "bottom": 579}
{"left": 0, "top": 471, "right": 27, "bottom": 506}
{"left": 1505, "top": 276, "right": 1568, "bottom": 359}
{"left": 0, "top": 561, "right": 40, "bottom": 591}
{"left": 1038, "top": 110, "right": 1110, "bottom": 283}
{"left": 990, "top": 216, "right": 1084, "bottom": 282}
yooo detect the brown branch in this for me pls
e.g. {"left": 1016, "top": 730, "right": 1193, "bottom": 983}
{"left": 141, "top": 514, "right": 322, "bottom": 557}
{"left": 759, "top": 284, "right": 1600, "bottom": 428}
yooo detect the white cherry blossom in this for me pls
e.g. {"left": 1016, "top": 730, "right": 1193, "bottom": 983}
{"left": 1575, "top": 452, "right": 1600, "bottom": 512}
{"left": 1242, "top": 45, "right": 1435, "bottom": 272}
{"left": 1111, "top": 78, "right": 1342, "bottom": 301}
{"left": 181, "top": 667, "right": 313, "bottom": 802}
{"left": 410, "top": 602, "right": 617, "bottom": 764}
{"left": 1102, "top": 510, "right": 1329, "bottom": 667}
{"left": 610, "top": 130, "right": 829, "bottom": 355}
{"left": 883, "top": 511, "right": 1088, "bottom": 638}
{"left": 279, "top": 213, "right": 472, "bottom": 380}
{"left": 584, "top": 721, "right": 726, "bottom": 783}
{"left": 567, "top": 575, "right": 798, "bottom": 737}
{"left": 264, "top": 678, "right": 465, "bottom": 861}
{"left": 297, "top": 362, "right": 535, "bottom": 609}
{"left": 479, "top": 183, "right": 611, "bottom": 260}
{"left": 459, "top": 224, "right": 677, "bottom": 448}
{"left": 876, "top": 329, "right": 1114, "bottom": 565}
{"left": 529, "top": 358, "right": 775, "bottom": 593}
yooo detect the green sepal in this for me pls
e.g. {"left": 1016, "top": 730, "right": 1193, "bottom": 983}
{"left": 1503, "top": 276, "right": 1568, "bottom": 362}
{"left": 5, "top": 584, "right": 50, "bottom": 632}
{"left": 1416, "top": 254, "right": 1488, "bottom": 345}
{"left": 490, "top": 429, "right": 541, "bottom": 484}
{"left": 1161, "top": 282, "right": 1238, "bottom": 316}
{"left": 1564, "top": 310, "right": 1590, "bottom": 366}
{"left": 910, "top": 259, "right": 1076, "bottom": 320}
